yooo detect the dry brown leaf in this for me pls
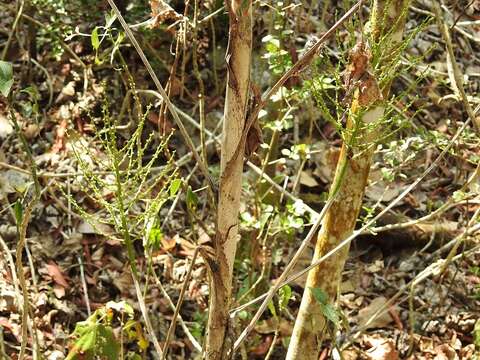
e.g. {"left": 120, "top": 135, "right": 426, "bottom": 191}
{"left": 357, "top": 296, "right": 394, "bottom": 329}
{"left": 51, "top": 119, "right": 68, "bottom": 153}
{"left": 150, "top": 0, "right": 182, "bottom": 28}
{"left": 0, "top": 113, "right": 13, "bottom": 138}
{"left": 46, "top": 261, "right": 69, "bottom": 288}
{"left": 365, "top": 336, "right": 398, "bottom": 360}
{"left": 434, "top": 344, "right": 458, "bottom": 360}
{"left": 250, "top": 335, "right": 273, "bottom": 356}
{"left": 300, "top": 170, "right": 319, "bottom": 187}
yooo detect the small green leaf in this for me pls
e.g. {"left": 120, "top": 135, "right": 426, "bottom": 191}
{"left": 278, "top": 285, "right": 292, "bottom": 311}
{"left": 66, "top": 323, "right": 119, "bottom": 360}
{"left": 91, "top": 27, "right": 100, "bottom": 50}
{"left": 310, "top": 288, "right": 340, "bottom": 325}
{"left": 186, "top": 186, "right": 198, "bottom": 210}
{"left": 267, "top": 300, "right": 277, "bottom": 318}
{"left": 13, "top": 200, "right": 23, "bottom": 226}
{"left": 0, "top": 60, "right": 14, "bottom": 97}
{"left": 169, "top": 178, "right": 182, "bottom": 196}
{"left": 147, "top": 227, "right": 163, "bottom": 250}
{"left": 320, "top": 303, "right": 339, "bottom": 325}
{"left": 105, "top": 10, "right": 117, "bottom": 28}
{"left": 310, "top": 287, "right": 328, "bottom": 305}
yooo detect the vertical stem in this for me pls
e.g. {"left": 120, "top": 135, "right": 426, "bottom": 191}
{"left": 286, "top": 1, "right": 410, "bottom": 359}
{"left": 205, "top": 1, "right": 252, "bottom": 359}
{"left": 192, "top": 0, "right": 208, "bottom": 165}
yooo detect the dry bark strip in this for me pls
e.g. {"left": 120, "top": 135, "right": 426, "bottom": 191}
{"left": 204, "top": 1, "right": 252, "bottom": 359}
{"left": 286, "top": 1, "right": 411, "bottom": 359}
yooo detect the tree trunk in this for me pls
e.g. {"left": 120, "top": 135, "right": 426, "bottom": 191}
{"left": 205, "top": 1, "right": 252, "bottom": 359}
{"left": 286, "top": 2, "right": 410, "bottom": 359}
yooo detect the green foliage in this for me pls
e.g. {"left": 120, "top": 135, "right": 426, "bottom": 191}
{"left": 68, "top": 99, "right": 178, "bottom": 266}
{"left": 186, "top": 185, "right": 199, "bottom": 211}
{"left": 310, "top": 287, "right": 340, "bottom": 325}
{"left": 13, "top": 199, "right": 23, "bottom": 227}
{"left": 67, "top": 323, "right": 119, "bottom": 360}
{"left": 262, "top": 34, "right": 292, "bottom": 75}
{"left": 66, "top": 301, "right": 147, "bottom": 360}
{"left": 268, "top": 285, "right": 293, "bottom": 319}
{"left": 0, "top": 60, "right": 13, "bottom": 97}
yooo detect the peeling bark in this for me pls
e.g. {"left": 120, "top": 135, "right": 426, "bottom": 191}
{"left": 286, "top": 2, "right": 410, "bottom": 359}
{"left": 205, "top": 1, "right": 252, "bottom": 359}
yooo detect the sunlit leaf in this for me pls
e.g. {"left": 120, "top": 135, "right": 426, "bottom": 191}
{"left": 169, "top": 178, "right": 182, "bottom": 196}
{"left": 91, "top": 27, "right": 100, "bottom": 50}
{"left": 278, "top": 285, "right": 292, "bottom": 311}
{"left": 13, "top": 200, "right": 23, "bottom": 226}
{"left": 0, "top": 61, "right": 13, "bottom": 97}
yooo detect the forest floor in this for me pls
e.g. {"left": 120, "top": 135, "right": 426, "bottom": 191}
{"left": 0, "top": 0, "right": 479, "bottom": 359}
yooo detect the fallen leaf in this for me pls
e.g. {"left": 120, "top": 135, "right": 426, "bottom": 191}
{"left": 300, "top": 170, "right": 319, "bottom": 187}
{"left": 357, "top": 296, "right": 394, "bottom": 329}
{"left": 46, "top": 261, "right": 69, "bottom": 288}
{"left": 364, "top": 336, "right": 398, "bottom": 360}
{"left": 51, "top": 119, "right": 68, "bottom": 153}
{"left": 0, "top": 113, "right": 13, "bottom": 138}
{"left": 53, "top": 284, "right": 66, "bottom": 299}
{"left": 434, "top": 344, "right": 458, "bottom": 360}
{"left": 77, "top": 219, "right": 113, "bottom": 235}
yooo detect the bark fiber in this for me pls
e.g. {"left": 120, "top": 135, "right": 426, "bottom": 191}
{"left": 205, "top": 1, "right": 252, "bottom": 359}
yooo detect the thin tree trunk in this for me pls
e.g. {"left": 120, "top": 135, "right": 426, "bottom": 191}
{"left": 286, "top": 2, "right": 410, "bottom": 359}
{"left": 205, "top": 1, "right": 252, "bottom": 359}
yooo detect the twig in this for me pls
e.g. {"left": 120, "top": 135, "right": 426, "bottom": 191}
{"left": 1, "top": 0, "right": 24, "bottom": 61}
{"left": 365, "top": 163, "right": 480, "bottom": 235}
{"left": 161, "top": 247, "right": 200, "bottom": 360}
{"left": 105, "top": 0, "right": 215, "bottom": 195}
{"left": 77, "top": 256, "right": 91, "bottom": 316}
{"left": 0, "top": 4, "right": 86, "bottom": 68}
{"left": 172, "top": 101, "right": 321, "bottom": 218}
{"left": 153, "top": 273, "right": 203, "bottom": 352}
{"left": 432, "top": 3, "right": 480, "bottom": 133}
{"left": 230, "top": 105, "right": 480, "bottom": 340}
{"left": 345, "top": 242, "right": 480, "bottom": 348}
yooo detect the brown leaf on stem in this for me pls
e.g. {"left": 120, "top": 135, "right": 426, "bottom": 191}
{"left": 245, "top": 84, "right": 263, "bottom": 158}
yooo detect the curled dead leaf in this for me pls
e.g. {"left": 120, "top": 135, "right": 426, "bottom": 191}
{"left": 364, "top": 336, "right": 398, "bottom": 360}
{"left": 150, "top": 0, "right": 183, "bottom": 28}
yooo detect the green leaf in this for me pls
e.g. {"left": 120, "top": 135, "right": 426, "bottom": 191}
{"left": 147, "top": 227, "right": 163, "bottom": 250}
{"left": 310, "top": 288, "right": 340, "bottom": 325}
{"left": 91, "top": 27, "right": 100, "bottom": 50}
{"left": 278, "top": 285, "right": 292, "bottom": 311}
{"left": 0, "top": 60, "right": 14, "bottom": 97}
{"left": 474, "top": 319, "right": 480, "bottom": 348}
{"left": 310, "top": 287, "right": 328, "bottom": 305}
{"left": 66, "top": 323, "right": 119, "bottom": 360}
{"left": 105, "top": 10, "right": 117, "bottom": 28}
{"left": 169, "top": 178, "right": 182, "bottom": 196}
{"left": 20, "top": 85, "right": 39, "bottom": 100}
{"left": 267, "top": 300, "right": 277, "bottom": 318}
{"left": 13, "top": 200, "right": 23, "bottom": 227}
{"left": 320, "top": 303, "right": 339, "bottom": 325}
{"left": 186, "top": 186, "right": 198, "bottom": 210}
{"left": 97, "top": 325, "right": 119, "bottom": 358}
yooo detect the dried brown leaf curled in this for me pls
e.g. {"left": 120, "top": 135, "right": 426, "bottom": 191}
{"left": 150, "top": 0, "right": 183, "bottom": 28}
